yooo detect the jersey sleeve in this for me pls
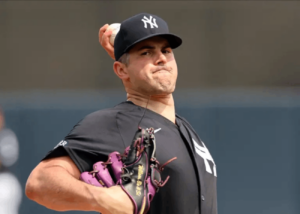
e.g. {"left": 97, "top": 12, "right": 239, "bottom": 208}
{"left": 41, "top": 110, "right": 126, "bottom": 173}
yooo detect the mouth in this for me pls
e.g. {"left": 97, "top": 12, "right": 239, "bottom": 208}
{"left": 152, "top": 67, "right": 172, "bottom": 74}
{"left": 154, "top": 69, "right": 170, "bottom": 74}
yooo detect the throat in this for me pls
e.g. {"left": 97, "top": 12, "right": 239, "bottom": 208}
{"left": 159, "top": 108, "right": 176, "bottom": 124}
{"left": 127, "top": 95, "right": 176, "bottom": 124}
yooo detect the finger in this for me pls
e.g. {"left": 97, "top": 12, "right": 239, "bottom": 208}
{"left": 109, "top": 51, "right": 116, "bottom": 60}
{"left": 106, "top": 46, "right": 115, "bottom": 60}
{"left": 99, "top": 24, "right": 109, "bottom": 39}
{"left": 80, "top": 172, "right": 104, "bottom": 187}
{"left": 101, "top": 30, "right": 115, "bottom": 60}
{"left": 108, "top": 152, "right": 123, "bottom": 181}
{"left": 99, "top": 24, "right": 109, "bottom": 44}
{"left": 94, "top": 162, "right": 115, "bottom": 187}
{"left": 98, "top": 24, "right": 116, "bottom": 60}
{"left": 101, "top": 29, "right": 112, "bottom": 46}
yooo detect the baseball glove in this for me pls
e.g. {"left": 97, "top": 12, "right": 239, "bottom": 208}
{"left": 80, "top": 127, "right": 177, "bottom": 214}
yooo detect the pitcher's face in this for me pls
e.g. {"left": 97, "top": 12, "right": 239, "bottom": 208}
{"left": 125, "top": 36, "right": 178, "bottom": 96}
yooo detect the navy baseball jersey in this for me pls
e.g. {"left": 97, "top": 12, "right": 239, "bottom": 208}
{"left": 42, "top": 101, "right": 217, "bottom": 214}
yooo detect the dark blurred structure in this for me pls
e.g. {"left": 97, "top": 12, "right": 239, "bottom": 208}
{"left": 1, "top": 1, "right": 300, "bottom": 214}
{"left": 0, "top": 108, "right": 22, "bottom": 214}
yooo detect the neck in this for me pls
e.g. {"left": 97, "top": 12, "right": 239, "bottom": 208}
{"left": 127, "top": 92, "right": 176, "bottom": 124}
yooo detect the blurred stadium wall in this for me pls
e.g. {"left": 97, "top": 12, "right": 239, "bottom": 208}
{"left": 1, "top": 1, "right": 299, "bottom": 214}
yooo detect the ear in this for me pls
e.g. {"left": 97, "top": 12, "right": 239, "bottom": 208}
{"left": 113, "top": 61, "right": 130, "bottom": 81}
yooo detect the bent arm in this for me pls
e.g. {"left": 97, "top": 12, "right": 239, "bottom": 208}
{"left": 25, "top": 156, "right": 104, "bottom": 212}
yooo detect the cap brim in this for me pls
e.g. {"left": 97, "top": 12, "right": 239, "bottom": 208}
{"left": 123, "top": 33, "right": 182, "bottom": 54}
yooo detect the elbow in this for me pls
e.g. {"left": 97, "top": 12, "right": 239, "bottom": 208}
{"left": 25, "top": 179, "right": 37, "bottom": 200}
{"left": 25, "top": 171, "right": 41, "bottom": 201}
{"left": 25, "top": 184, "right": 35, "bottom": 200}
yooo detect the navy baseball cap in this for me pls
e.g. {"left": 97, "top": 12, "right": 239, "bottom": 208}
{"left": 114, "top": 13, "right": 182, "bottom": 61}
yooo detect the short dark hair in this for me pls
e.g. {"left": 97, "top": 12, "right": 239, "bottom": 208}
{"left": 117, "top": 53, "right": 130, "bottom": 66}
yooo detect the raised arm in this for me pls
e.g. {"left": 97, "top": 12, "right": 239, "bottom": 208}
{"left": 25, "top": 156, "right": 133, "bottom": 214}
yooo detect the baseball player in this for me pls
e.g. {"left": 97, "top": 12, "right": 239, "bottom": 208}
{"left": 25, "top": 13, "right": 217, "bottom": 214}
{"left": 0, "top": 109, "right": 22, "bottom": 214}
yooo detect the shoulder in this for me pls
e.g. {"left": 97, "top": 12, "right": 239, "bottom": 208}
{"left": 176, "top": 113, "right": 204, "bottom": 139}
{"left": 78, "top": 101, "right": 136, "bottom": 127}
{"left": 82, "top": 108, "right": 118, "bottom": 124}
{"left": 66, "top": 101, "right": 138, "bottom": 136}
{"left": 176, "top": 114, "right": 196, "bottom": 132}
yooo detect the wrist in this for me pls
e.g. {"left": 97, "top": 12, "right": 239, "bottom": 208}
{"left": 86, "top": 184, "right": 108, "bottom": 213}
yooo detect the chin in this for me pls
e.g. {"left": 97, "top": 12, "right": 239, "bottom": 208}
{"left": 151, "top": 86, "right": 175, "bottom": 95}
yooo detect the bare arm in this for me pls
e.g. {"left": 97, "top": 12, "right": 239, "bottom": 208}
{"left": 25, "top": 156, "right": 133, "bottom": 214}
{"left": 25, "top": 156, "right": 101, "bottom": 211}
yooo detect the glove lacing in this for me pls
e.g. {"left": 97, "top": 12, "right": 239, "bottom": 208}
{"left": 88, "top": 156, "right": 113, "bottom": 178}
{"left": 150, "top": 156, "right": 177, "bottom": 188}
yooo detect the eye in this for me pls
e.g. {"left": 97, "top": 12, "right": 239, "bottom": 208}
{"left": 141, "top": 51, "right": 149, "bottom": 56}
{"left": 162, "top": 49, "right": 171, "bottom": 54}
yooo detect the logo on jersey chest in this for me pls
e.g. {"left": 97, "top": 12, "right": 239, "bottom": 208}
{"left": 192, "top": 138, "right": 217, "bottom": 177}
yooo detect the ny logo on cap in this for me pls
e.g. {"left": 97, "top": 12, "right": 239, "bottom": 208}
{"left": 141, "top": 15, "right": 158, "bottom": 29}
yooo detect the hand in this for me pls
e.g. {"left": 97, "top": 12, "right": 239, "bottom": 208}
{"left": 99, "top": 24, "right": 115, "bottom": 60}
{"left": 81, "top": 128, "right": 176, "bottom": 214}
{"left": 97, "top": 186, "right": 134, "bottom": 214}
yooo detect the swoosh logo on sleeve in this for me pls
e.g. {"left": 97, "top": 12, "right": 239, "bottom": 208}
{"left": 154, "top": 128, "right": 161, "bottom": 133}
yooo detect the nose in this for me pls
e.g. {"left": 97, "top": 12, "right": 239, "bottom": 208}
{"left": 155, "top": 51, "right": 167, "bottom": 66}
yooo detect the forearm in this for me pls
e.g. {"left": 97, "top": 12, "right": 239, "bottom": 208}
{"left": 26, "top": 165, "right": 104, "bottom": 212}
